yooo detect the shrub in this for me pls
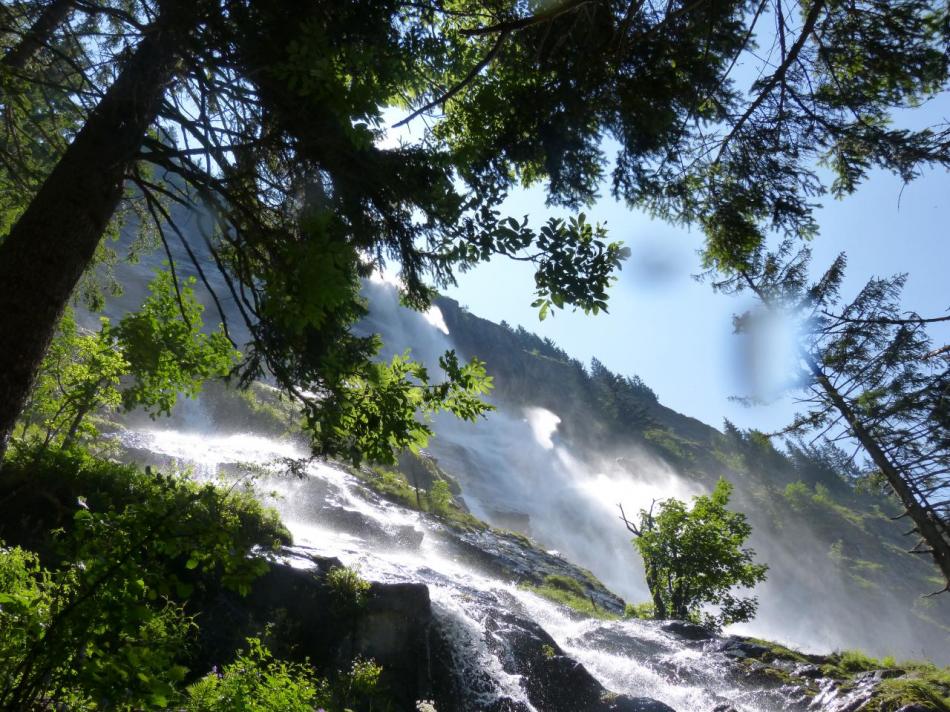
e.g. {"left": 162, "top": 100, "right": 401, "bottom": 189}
{"left": 624, "top": 602, "right": 655, "bottom": 620}
{"left": 0, "top": 447, "right": 290, "bottom": 709}
{"left": 428, "top": 479, "right": 453, "bottom": 515}
{"left": 186, "top": 637, "right": 331, "bottom": 711}
{"left": 334, "top": 657, "right": 385, "bottom": 710}
{"left": 0, "top": 542, "right": 193, "bottom": 709}
{"left": 326, "top": 566, "right": 371, "bottom": 614}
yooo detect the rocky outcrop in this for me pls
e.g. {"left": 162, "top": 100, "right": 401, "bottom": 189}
{"left": 194, "top": 554, "right": 434, "bottom": 710}
{"left": 483, "top": 609, "right": 676, "bottom": 712}
{"left": 443, "top": 525, "right": 626, "bottom": 615}
{"left": 195, "top": 552, "right": 677, "bottom": 712}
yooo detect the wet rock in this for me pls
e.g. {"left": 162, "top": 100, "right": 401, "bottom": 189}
{"left": 661, "top": 620, "right": 715, "bottom": 641}
{"left": 793, "top": 663, "right": 823, "bottom": 679}
{"left": 352, "top": 582, "right": 432, "bottom": 697}
{"left": 446, "top": 527, "right": 626, "bottom": 615}
{"left": 711, "top": 705, "right": 738, "bottom": 712}
{"left": 392, "top": 523, "right": 425, "bottom": 548}
{"left": 315, "top": 505, "right": 424, "bottom": 549}
{"left": 579, "top": 625, "right": 669, "bottom": 660}
{"left": 487, "top": 508, "right": 532, "bottom": 533}
{"left": 484, "top": 700, "right": 533, "bottom": 712}
{"left": 484, "top": 610, "right": 675, "bottom": 712}
{"left": 717, "top": 638, "right": 771, "bottom": 660}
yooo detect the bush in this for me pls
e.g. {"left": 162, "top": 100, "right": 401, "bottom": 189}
{"left": 186, "top": 638, "right": 331, "bottom": 711}
{"left": 326, "top": 565, "right": 371, "bottom": 614}
{"left": 0, "top": 541, "right": 193, "bottom": 709}
{"left": 0, "top": 445, "right": 290, "bottom": 576}
{"left": 624, "top": 602, "right": 655, "bottom": 620}
{"left": 0, "top": 446, "right": 290, "bottom": 709}
{"left": 428, "top": 479, "right": 453, "bottom": 515}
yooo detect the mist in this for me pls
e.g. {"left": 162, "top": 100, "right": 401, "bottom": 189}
{"left": 360, "top": 278, "right": 949, "bottom": 664}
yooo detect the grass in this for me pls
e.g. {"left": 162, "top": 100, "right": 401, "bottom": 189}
{"left": 520, "top": 574, "right": 620, "bottom": 621}
{"left": 874, "top": 676, "right": 950, "bottom": 711}
{"left": 814, "top": 650, "right": 950, "bottom": 711}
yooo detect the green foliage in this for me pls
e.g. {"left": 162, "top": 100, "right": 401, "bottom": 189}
{"left": 874, "top": 676, "right": 950, "bottom": 712}
{"left": 354, "top": 465, "right": 487, "bottom": 531}
{"left": 112, "top": 270, "right": 239, "bottom": 415}
{"left": 334, "top": 657, "right": 386, "bottom": 711}
{"left": 428, "top": 479, "right": 453, "bottom": 515}
{"left": 629, "top": 479, "right": 768, "bottom": 628}
{"left": 307, "top": 348, "right": 494, "bottom": 466}
{"left": 644, "top": 428, "right": 695, "bottom": 464}
{"left": 0, "top": 542, "right": 193, "bottom": 709}
{"left": 624, "top": 602, "right": 655, "bottom": 620}
{"left": 326, "top": 566, "right": 371, "bottom": 615}
{"left": 18, "top": 271, "right": 238, "bottom": 449}
{"left": 0, "top": 446, "right": 290, "bottom": 709}
{"left": 784, "top": 481, "right": 868, "bottom": 530}
{"left": 818, "top": 651, "right": 950, "bottom": 711}
{"left": 19, "top": 308, "right": 128, "bottom": 449}
{"left": 186, "top": 637, "right": 332, "bottom": 712}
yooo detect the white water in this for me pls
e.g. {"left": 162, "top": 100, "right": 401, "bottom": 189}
{"left": 116, "top": 423, "right": 796, "bottom": 712}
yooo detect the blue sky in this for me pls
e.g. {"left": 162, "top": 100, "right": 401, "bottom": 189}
{"left": 441, "top": 96, "right": 950, "bottom": 435}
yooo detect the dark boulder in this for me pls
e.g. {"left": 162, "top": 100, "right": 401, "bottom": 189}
{"left": 661, "top": 620, "right": 716, "bottom": 641}
{"left": 717, "top": 638, "right": 772, "bottom": 660}
{"left": 194, "top": 560, "right": 434, "bottom": 710}
{"left": 484, "top": 610, "right": 675, "bottom": 712}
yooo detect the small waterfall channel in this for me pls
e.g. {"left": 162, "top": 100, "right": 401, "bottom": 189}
{"left": 116, "top": 418, "right": 819, "bottom": 712}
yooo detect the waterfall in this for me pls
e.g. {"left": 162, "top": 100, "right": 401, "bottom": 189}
{"left": 112, "top": 417, "right": 803, "bottom": 712}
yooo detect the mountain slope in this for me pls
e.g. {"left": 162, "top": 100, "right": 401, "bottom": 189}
{"left": 419, "top": 294, "right": 950, "bottom": 663}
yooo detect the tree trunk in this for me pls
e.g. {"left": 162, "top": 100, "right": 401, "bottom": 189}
{"left": 645, "top": 565, "right": 667, "bottom": 619}
{"left": 2, "top": 0, "right": 74, "bottom": 71}
{"left": 60, "top": 401, "right": 91, "bottom": 450}
{"left": 0, "top": 10, "right": 193, "bottom": 462}
{"left": 802, "top": 350, "right": 950, "bottom": 589}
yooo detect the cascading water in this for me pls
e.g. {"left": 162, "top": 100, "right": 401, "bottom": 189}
{"left": 115, "top": 416, "right": 807, "bottom": 712}
{"left": 96, "top": 269, "right": 945, "bottom": 710}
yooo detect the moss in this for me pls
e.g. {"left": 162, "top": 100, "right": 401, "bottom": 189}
{"left": 743, "top": 638, "right": 811, "bottom": 665}
{"left": 738, "top": 659, "right": 798, "bottom": 687}
{"left": 815, "top": 650, "right": 950, "bottom": 710}
{"left": 543, "top": 574, "right": 586, "bottom": 596}
{"left": 201, "top": 380, "right": 303, "bottom": 437}
{"left": 350, "top": 465, "right": 488, "bottom": 531}
{"left": 520, "top": 574, "right": 620, "bottom": 621}
{"left": 491, "top": 527, "right": 534, "bottom": 546}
